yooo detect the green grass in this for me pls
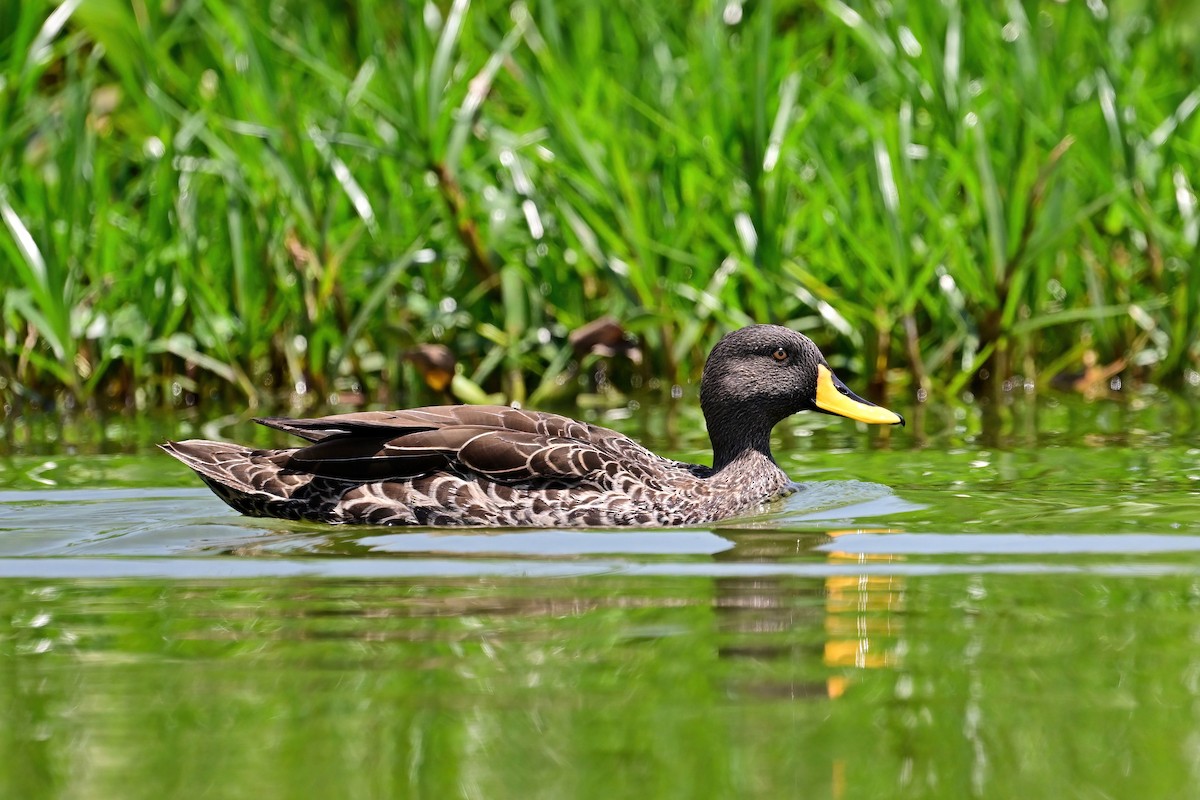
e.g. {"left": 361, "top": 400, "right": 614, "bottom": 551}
{"left": 1, "top": 0, "right": 1198, "bottom": 410}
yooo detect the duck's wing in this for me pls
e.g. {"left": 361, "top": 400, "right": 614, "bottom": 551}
{"left": 258, "top": 405, "right": 677, "bottom": 486}
{"left": 258, "top": 405, "right": 600, "bottom": 441}
{"left": 255, "top": 406, "right": 496, "bottom": 442}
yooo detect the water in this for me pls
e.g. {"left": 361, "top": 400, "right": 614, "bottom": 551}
{"left": 2, "top": 396, "right": 1200, "bottom": 798}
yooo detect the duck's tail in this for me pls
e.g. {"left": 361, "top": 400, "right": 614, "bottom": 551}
{"left": 160, "top": 440, "right": 316, "bottom": 520}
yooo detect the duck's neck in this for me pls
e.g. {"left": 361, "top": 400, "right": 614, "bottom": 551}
{"left": 708, "top": 419, "right": 777, "bottom": 472}
{"left": 705, "top": 436, "right": 790, "bottom": 503}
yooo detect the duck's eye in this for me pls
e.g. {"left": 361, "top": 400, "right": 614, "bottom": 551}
{"left": 771, "top": 347, "right": 788, "bottom": 362}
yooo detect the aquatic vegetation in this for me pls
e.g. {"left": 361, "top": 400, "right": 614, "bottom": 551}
{"left": 1, "top": 0, "right": 1197, "bottom": 410}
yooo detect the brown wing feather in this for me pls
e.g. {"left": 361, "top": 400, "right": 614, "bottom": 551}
{"left": 457, "top": 430, "right": 608, "bottom": 483}
{"left": 253, "top": 404, "right": 673, "bottom": 488}
{"left": 280, "top": 436, "right": 449, "bottom": 480}
{"left": 282, "top": 425, "right": 488, "bottom": 480}
{"left": 254, "top": 409, "right": 444, "bottom": 442}
{"left": 257, "top": 405, "right": 605, "bottom": 442}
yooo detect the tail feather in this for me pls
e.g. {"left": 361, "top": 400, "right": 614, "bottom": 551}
{"left": 159, "top": 440, "right": 280, "bottom": 495}
{"left": 161, "top": 440, "right": 328, "bottom": 520}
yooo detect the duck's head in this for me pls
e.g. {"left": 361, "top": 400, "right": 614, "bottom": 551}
{"left": 700, "top": 325, "right": 903, "bottom": 466}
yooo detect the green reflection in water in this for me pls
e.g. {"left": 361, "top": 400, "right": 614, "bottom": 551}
{"left": 0, "top": 395, "right": 1198, "bottom": 798}
{"left": 2, "top": 573, "right": 1200, "bottom": 799}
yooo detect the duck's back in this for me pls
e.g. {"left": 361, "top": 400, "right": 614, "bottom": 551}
{"left": 161, "top": 405, "right": 749, "bottom": 527}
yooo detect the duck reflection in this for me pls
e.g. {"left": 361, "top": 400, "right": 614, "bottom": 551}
{"left": 711, "top": 528, "right": 905, "bottom": 701}
{"left": 208, "top": 520, "right": 907, "bottom": 705}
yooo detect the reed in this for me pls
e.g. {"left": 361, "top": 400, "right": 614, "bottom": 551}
{"left": 1, "top": 0, "right": 1197, "bottom": 410}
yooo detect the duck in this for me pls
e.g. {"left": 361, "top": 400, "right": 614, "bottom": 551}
{"left": 161, "top": 324, "right": 903, "bottom": 527}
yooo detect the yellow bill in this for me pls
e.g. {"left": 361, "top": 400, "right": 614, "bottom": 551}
{"left": 814, "top": 364, "right": 905, "bottom": 426}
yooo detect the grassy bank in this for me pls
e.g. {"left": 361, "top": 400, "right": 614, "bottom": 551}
{"left": 1, "top": 0, "right": 1198, "bottom": 411}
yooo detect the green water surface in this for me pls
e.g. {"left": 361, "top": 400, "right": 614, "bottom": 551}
{"left": 1, "top": 396, "right": 1199, "bottom": 799}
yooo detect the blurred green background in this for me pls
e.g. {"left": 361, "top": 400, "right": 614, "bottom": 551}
{"left": 1, "top": 0, "right": 1198, "bottom": 411}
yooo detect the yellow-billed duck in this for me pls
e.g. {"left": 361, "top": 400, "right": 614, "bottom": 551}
{"left": 161, "top": 324, "right": 902, "bottom": 527}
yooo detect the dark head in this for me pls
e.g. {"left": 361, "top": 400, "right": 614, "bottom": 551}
{"left": 699, "top": 325, "right": 903, "bottom": 469}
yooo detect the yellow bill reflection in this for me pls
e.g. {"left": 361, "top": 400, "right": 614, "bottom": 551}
{"left": 822, "top": 528, "right": 904, "bottom": 699}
